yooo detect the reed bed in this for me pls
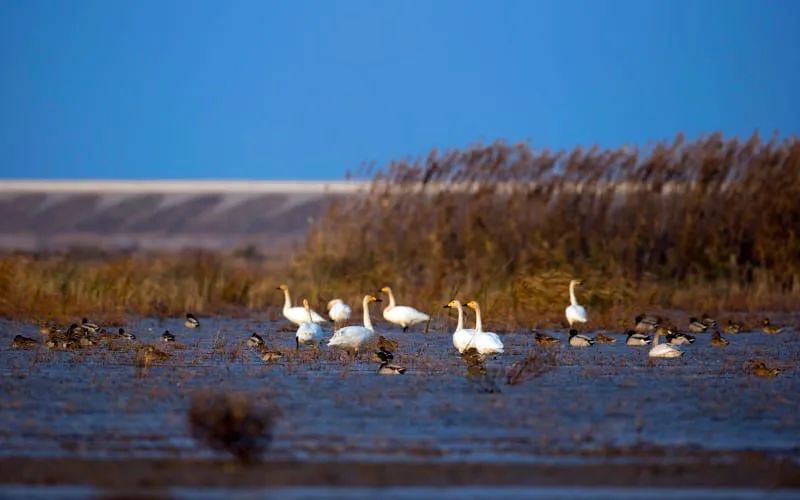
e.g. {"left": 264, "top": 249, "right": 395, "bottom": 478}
{"left": 297, "top": 133, "right": 800, "bottom": 327}
{"left": 1, "top": 133, "right": 798, "bottom": 328}
{"left": 0, "top": 252, "right": 282, "bottom": 322}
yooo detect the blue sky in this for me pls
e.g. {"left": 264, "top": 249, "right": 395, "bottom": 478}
{"left": 1, "top": 0, "right": 798, "bottom": 180}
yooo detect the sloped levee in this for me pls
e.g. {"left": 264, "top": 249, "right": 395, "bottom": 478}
{"left": 0, "top": 181, "right": 362, "bottom": 251}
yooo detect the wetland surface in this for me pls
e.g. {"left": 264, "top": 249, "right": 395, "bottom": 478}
{"left": 1, "top": 316, "right": 798, "bottom": 497}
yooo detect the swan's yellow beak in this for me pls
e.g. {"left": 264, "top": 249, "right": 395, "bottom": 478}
{"left": 380, "top": 286, "right": 390, "bottom": 293}
{"left": 276, "top": 284, "right": 288, "bottom": 291}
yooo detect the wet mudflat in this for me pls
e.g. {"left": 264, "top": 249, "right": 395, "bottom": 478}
{"left": 0, "top": 316, "right": 798, "bottom": 495}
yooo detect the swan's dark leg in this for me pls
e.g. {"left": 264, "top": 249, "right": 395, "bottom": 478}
{"left": 295, "top": 337, "right": 299, "bottom": 351}
{"left": 403, "top": 326, "right": 408, "bottom": 333}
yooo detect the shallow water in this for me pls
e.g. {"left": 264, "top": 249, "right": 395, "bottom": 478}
{"left": 0, "top": 316, "right": 798, "bottom": 466}
{"left": 1, "top": 485, "right": 798, "bottom": 500}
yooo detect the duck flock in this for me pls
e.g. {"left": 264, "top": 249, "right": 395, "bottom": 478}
{"left": 11, "top": 280, "right": 788, "bottom": 376}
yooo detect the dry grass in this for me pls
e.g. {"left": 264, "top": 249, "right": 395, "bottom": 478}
{"left": 1, "top": 133, "right": 798, "bottom": 329}
{"left": 506, "top": 349, "right": 559, "bottom": 385}
{"left": 297, "top": 133, "right": 800, "bottom": 327}
{"left": 188, "top": 391, "right": 280, "bottom": 462}
{"left": 0, "top": 252, "right": 285, "bottom": 322}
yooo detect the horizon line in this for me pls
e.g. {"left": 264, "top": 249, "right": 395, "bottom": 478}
{"left": 0, "top": 179, "right": 369, "bottom": 194}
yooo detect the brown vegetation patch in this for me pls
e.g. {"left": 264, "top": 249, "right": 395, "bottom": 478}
{"left": 188, "top": 391, "right": 280, "bottom": 462}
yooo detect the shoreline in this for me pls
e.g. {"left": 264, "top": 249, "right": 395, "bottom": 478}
{"left": 2, "top": 451, "right": 799, "bottom": 489}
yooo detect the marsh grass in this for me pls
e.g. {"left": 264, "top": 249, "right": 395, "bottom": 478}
{"left": 0, "top": 252, "right": 285, "bottom": 322}
{"left": 506, "top": 349, "right": 559, "bottom": 385}
{"left": 298, "top": 133, "right": 800, "bottom": 327}
{"left": 1, "top": 133, "right": 798, "bottom": 329}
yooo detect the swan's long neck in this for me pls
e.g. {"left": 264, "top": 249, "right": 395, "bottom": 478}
{"left": 455, "top": 302, "right": 464, "bottom": 331}
{"left": 474, "top": 305, "right": 483, "bottom": 332}
{"left": 385, "top": 289, "right": 396, "bottom": 308}
{"left": 569, "top": 281, "right": 578, "bottom": 306}
{"left": 466, "top": 305, "right": 481, "bottom": 349}
{"left": 304, "top": 303, "right": 312, "bottom": 323}
{"left": 282, "top": 289, "right": 292, "bottom": 311}
{"left": 362, "top": 296, "right": 374, "bottom": 331}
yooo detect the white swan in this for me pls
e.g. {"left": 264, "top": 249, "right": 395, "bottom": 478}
{"left": 296, "top": 299, "right": 324, "bottom": 349}
{"left": 277, "top": 284, "right": 326, "bottom": 325}
{"left": 380, "top": 286, "right": 430, "bottom": 332}
{"left": 328, "top": 295, "right": 380, "bottom": 352}
{"left": 444, "top": 299, "right": 477, "bottom": 354}
{"left": 327, "top": 299, "right": 352, "bottom": 325}
{"left": 565, "top": 279, "right": 587, "bottom": 327}
{"left": 463, "top": 301, "right": 504, "bottom": 355}
{"left": 649, "top": 327, "right": 683, "bottom": 358}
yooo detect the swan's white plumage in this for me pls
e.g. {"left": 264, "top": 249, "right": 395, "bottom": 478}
{"left": 464, "top": 301, "right": 504, "bottom": 355}
{"left": 328, "top": 295, "right": 379, "bottom": 351}
{"left": 565, "top": 304, "right": 587, "bottom": 325}
{"left": 384, "top": 305, "right": 430, "bottom": 327}
{"left": 649, "top": 343, "right": 683, "bottom": 358}
{"left": 565, "top": 279, "right": 588, "bottom": 326}
{"left": 445, "top": 300, "right": 477, "bottom": 353}
{"left": 327, "top": 299, "right": 352, "bottom": 323}
{"left": 381, "top": 287, "right": 430, "bottom": 329}
{"left": 296, "top": 299, "right": 324, "bottom": 345}
{"left": 649, "top": 329, "right": 683, "bottom": 358}
{"left": 278, "top": 285, "right": 326, "bottom": 325}
{"left": 453, "top": 329, "right": 478, "bottom": 353}
{"left": 296, "top": 322, "right": 323, "bottom": 344}
{"left": 468, "top": 331, "right": 504, "bottom": 354}
{"left": 327, "top": 325, "right": 373, "bottom": 350}
{"left": 285, "top": 307, "right": 325, "bottom": 325}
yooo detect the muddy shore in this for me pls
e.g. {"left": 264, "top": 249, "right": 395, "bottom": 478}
{"left": 2, "top": 450, "right": 799, "bottom": 490}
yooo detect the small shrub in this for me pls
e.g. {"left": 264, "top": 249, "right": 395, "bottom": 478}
{"left": 188, "top": 391, "right": 279, "bottom": 462}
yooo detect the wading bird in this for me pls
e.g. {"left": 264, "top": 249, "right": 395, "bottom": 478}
{"left": 380, "top": 286, "right": 430, "bottom": 332}
{"left": 277, "top": 284, "right": 326, "bottom": 325}
{"left": 327, "top": 299, "right": 352, "bottom": 327}
{"left": 565, "top": 279, "right": 587, "bottom": 328}
{"left": 649, "top": 327, "right": 683, "bottom": 358}
{"left": 296, "top": 299, "right": 324, "bottom": 349}
{"left": 328, "top": 295, "right": 381, "bottom": 352}
{"left": 444, "top": 299, "right": 477, "bottom": 354}
{"left": 463, "top": 301, "right": 504, "bottom": 355}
